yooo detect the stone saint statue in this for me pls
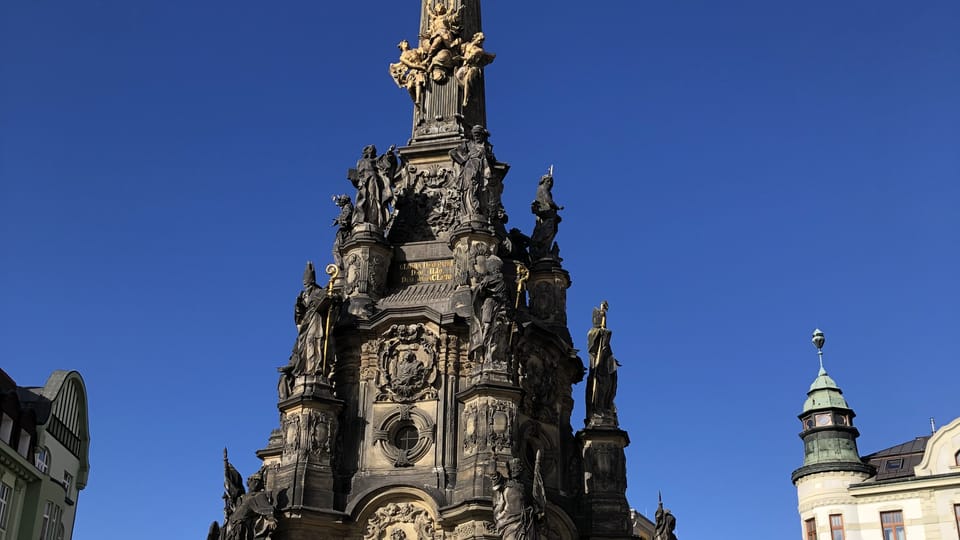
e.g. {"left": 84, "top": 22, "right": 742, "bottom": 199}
{"left": 348, "top": 144, "right": 397, "bottom": 232}
{"left": 450, "top": 125, "right": 497, "bottom": 221}
{"left": 585, "top": 301, "right": 619, "bottom": 425}
{"left": 529, "top": 170, "right": 562, "bottom": 261}
{"left": 456, "top": 32, "right": 495, "bottom": 107}
{"left": 490, "top": 457, "right": 545, "bottom": 540}
{"left": 331, "top": 194, "right": 353, "bottom": 265}
{"left": 654, "top": 495, "right": 678, "bottom": 540}
{"left": 209, "top": 452, "right": 283, "bottom": 540}
{"left": 279, "top": 262, "right": 338, "bottom": 398}
{"left": 470, "top": 255, "right": 509, "bottom": 369}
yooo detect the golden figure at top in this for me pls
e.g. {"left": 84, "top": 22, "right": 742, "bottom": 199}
{"left": 421, "top": 3, "right": 463, "bottom": 63}
{"left": 389, "top": 40, "right": 429, "bottom": 110}
{"left": 456, "top": 32, "right": 496, "bottom": 107}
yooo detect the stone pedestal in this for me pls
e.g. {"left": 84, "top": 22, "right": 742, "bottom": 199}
{"left": 577, "top": 427, "right": 633, "bottom": 539}
{"left": 275, "top": 380, "right": 344, "bottom": 510}
{"left": 340, "top": 227, "right": 392, "bottom": 317}
{"left": 527, "top": 261, "right": 570, "bottom": 328}
{"left": 454, "top": 383, "right": 521, "bottom": 503}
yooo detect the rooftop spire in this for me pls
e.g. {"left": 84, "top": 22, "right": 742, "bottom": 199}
{"left": 811, "top": 328, "right": 825, "bottom": 372}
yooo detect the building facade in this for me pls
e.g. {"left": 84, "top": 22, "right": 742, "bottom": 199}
{"left": 792, "top": 333, "right": 960, "bottom": 540}
{"left": 205, "top": 1, "right": 652, "bottom": 539}
{"left": 0, "top": 369, "right": 90, "bottom": 540}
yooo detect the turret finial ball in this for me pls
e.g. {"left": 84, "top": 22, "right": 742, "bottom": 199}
{"left": 811, "top": 329, "right": 825, "bottom": 350}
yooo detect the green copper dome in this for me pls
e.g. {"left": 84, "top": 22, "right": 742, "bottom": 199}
{"left": 802, "top": 367, "right": 850, "bottom": 413}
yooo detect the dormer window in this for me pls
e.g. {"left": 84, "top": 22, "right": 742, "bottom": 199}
{"left": 885, "top": 458, "right": 903, "bottom": 471}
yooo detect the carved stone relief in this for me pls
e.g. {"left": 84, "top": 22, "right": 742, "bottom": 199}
{"left": 282, "top": 412, "right": 301, "bottom": 460}
{"left": 528, "top": 278, "right": 567, "bottom": 326}
{"left": 453, "top": 520, "right": 497, "bottom": 539}
{"left": 519, "top": 346, "right": 560, "bottom": 423}
{"left": 452, "top": 238, "right": 494, "bottom": 287}
{"left": 584, "top": 443, "right": 626, "bottom": 494}
{"left": 363, "top": 502, "right": 437, "bottom": 540}
{"left": 389, "top": 163, "right": 460, "bottom": 243}
{"left": 306, "top": 410, "right": 335, "bottom": 458}
{"left": 461, "top": 398, "right": 516, "bottom": 457}
{"left": 375, "top": 324, "right": 440, "bottom": 403}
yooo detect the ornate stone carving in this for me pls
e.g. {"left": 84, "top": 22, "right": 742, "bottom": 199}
{"left": 585, "top": 302, "right": 619, "bottom": 427}
{"left": 584, "top": 443, "right": 626, "bottom": 494}
{"left": 519, "top": 346, "right": 559, "bottom": 423}
{"left": 282, "top": 412, "right": 301, "bottom": 459}
{"left": 529, "top": 170, "right": 562, "bottom": 262}
{"left": 454, "top": 521, "right": 497, "bottom": 539}
{"left": 390, "top": 163, "right": 460, "bottom": 242}
{"left": 306, "top": 410, "right": 334, "bottom": 457}
{"left": 453, "top": 238, "right": 494, "bottom": 287}
{"left": 363, "top": 502, "right": 437, "bottom": 540}
{"left": 421, "top": 3, "right": 463, "bottom": 82}
{"left": 360, "top": 341, "right": 379, "bottom": 382}
{"left": 372, "top": 406, "right": 436, "bottom": 467}
{"left": 348, "top": 145, "right": 398, "bottom": 233}
{"left": 375, "top": 324, "right": 440, "bottom": 403}
{"left": 455, "top": 32, "right": 495, "bottom": 107}
{"left": 487, "top": 400, "right": 515, "bottom": 454}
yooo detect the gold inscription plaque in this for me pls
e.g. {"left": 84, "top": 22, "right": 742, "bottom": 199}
{"left": 395, "top": 259, "right": 454, "bottom": 285}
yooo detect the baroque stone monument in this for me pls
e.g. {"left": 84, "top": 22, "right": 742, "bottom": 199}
{"left": 206, "top": 2, "right": 637, "bottom": 539}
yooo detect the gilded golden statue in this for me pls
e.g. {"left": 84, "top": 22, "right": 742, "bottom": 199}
{"left": 456, "top": 32, "right": 495, "bottom": 107}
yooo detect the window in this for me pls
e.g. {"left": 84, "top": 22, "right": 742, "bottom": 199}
{"left": 0, "top": 414, "right": 11, "bottom": 444}
{"left": 881, "top": 510, "right": 905, "bottom": 540}
{"left": 805, "top": 517, "right": 817, "bottom": 540}
{"left": 63, "top": 472, "right": 73, "bottom": 498}
{"left": 885, "top": 458, "right": 904, "bottom": 472}
{"left": 39, "top": 501, "right": 53, "bottom": 540}
{"left": 45, "top": 504, "right": 63, "bottom": 540}
{"left": 954, "top": 505, "right": 959, "bottom": 540}
{"left": 35, "top": 447, "right": 50, "bottom": 473}
{"left": 393, "top": 424, "right": 419, "bottom": 452}
{"left": 0, "top": 482, "right": 11, "bottom": 532}
{"left": 16, "top": 429, "right": 30, "bottom": 458}
{"left": 829, "top": 514, "right": 845, "bottom": 540}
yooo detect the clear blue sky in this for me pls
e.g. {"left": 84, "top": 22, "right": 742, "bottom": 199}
{"left": 2, "top": 1, "right": 958, "bottom": 538}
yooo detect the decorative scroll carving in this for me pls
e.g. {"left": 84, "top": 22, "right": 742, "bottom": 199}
{"left": 282, "top": 412, "right": 301, "bottom": 459}
{"left": 363, "top": 502, "right": 437, "bottom": 540}
{"left": 375, "top": 324, "right": 440, "bottom": 403}
{"left": 454, "top": 521, "right": 497, "bottom": 539}
{"left": 360, "top": 341, "right": 379, "bottom": 382}
{"left": 462, "top": 398, "right": 516, "bottom": 456}
{"left": 306, "top": 410, "right": 334, "bottom": 457}
{"left": 487, "top": 400, "right": 515, "bottom": 453}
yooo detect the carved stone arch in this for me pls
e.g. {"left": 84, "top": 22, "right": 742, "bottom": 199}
{"left": 351, "top": 488, "right": 442, "bottom": 540}
{"left": 540, "top": 502, "right": 579, "bottom": 540}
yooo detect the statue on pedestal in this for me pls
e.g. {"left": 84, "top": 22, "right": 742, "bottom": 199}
{"left": 348, "top": 145, "right": 397, "bottom": 233}
{"left": 585, "top": 301, "right": 619, "bottom": 426}
{"left": 331, "top": 194, "right": 353, "bottom": 265}
{"left": 278, "top": 262, "right": 340, "bottom": 398}
{"left": 529, "top": 169, "right": 562, "bottom": 261}
{"left": 450, "top": 125, "right": 498, "bottom": 222}
{"left": 470, "top": 255, "right": 509, "bottom": 370}
{"left": 208, "top": 451, "right": 283, "bottom": 540}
